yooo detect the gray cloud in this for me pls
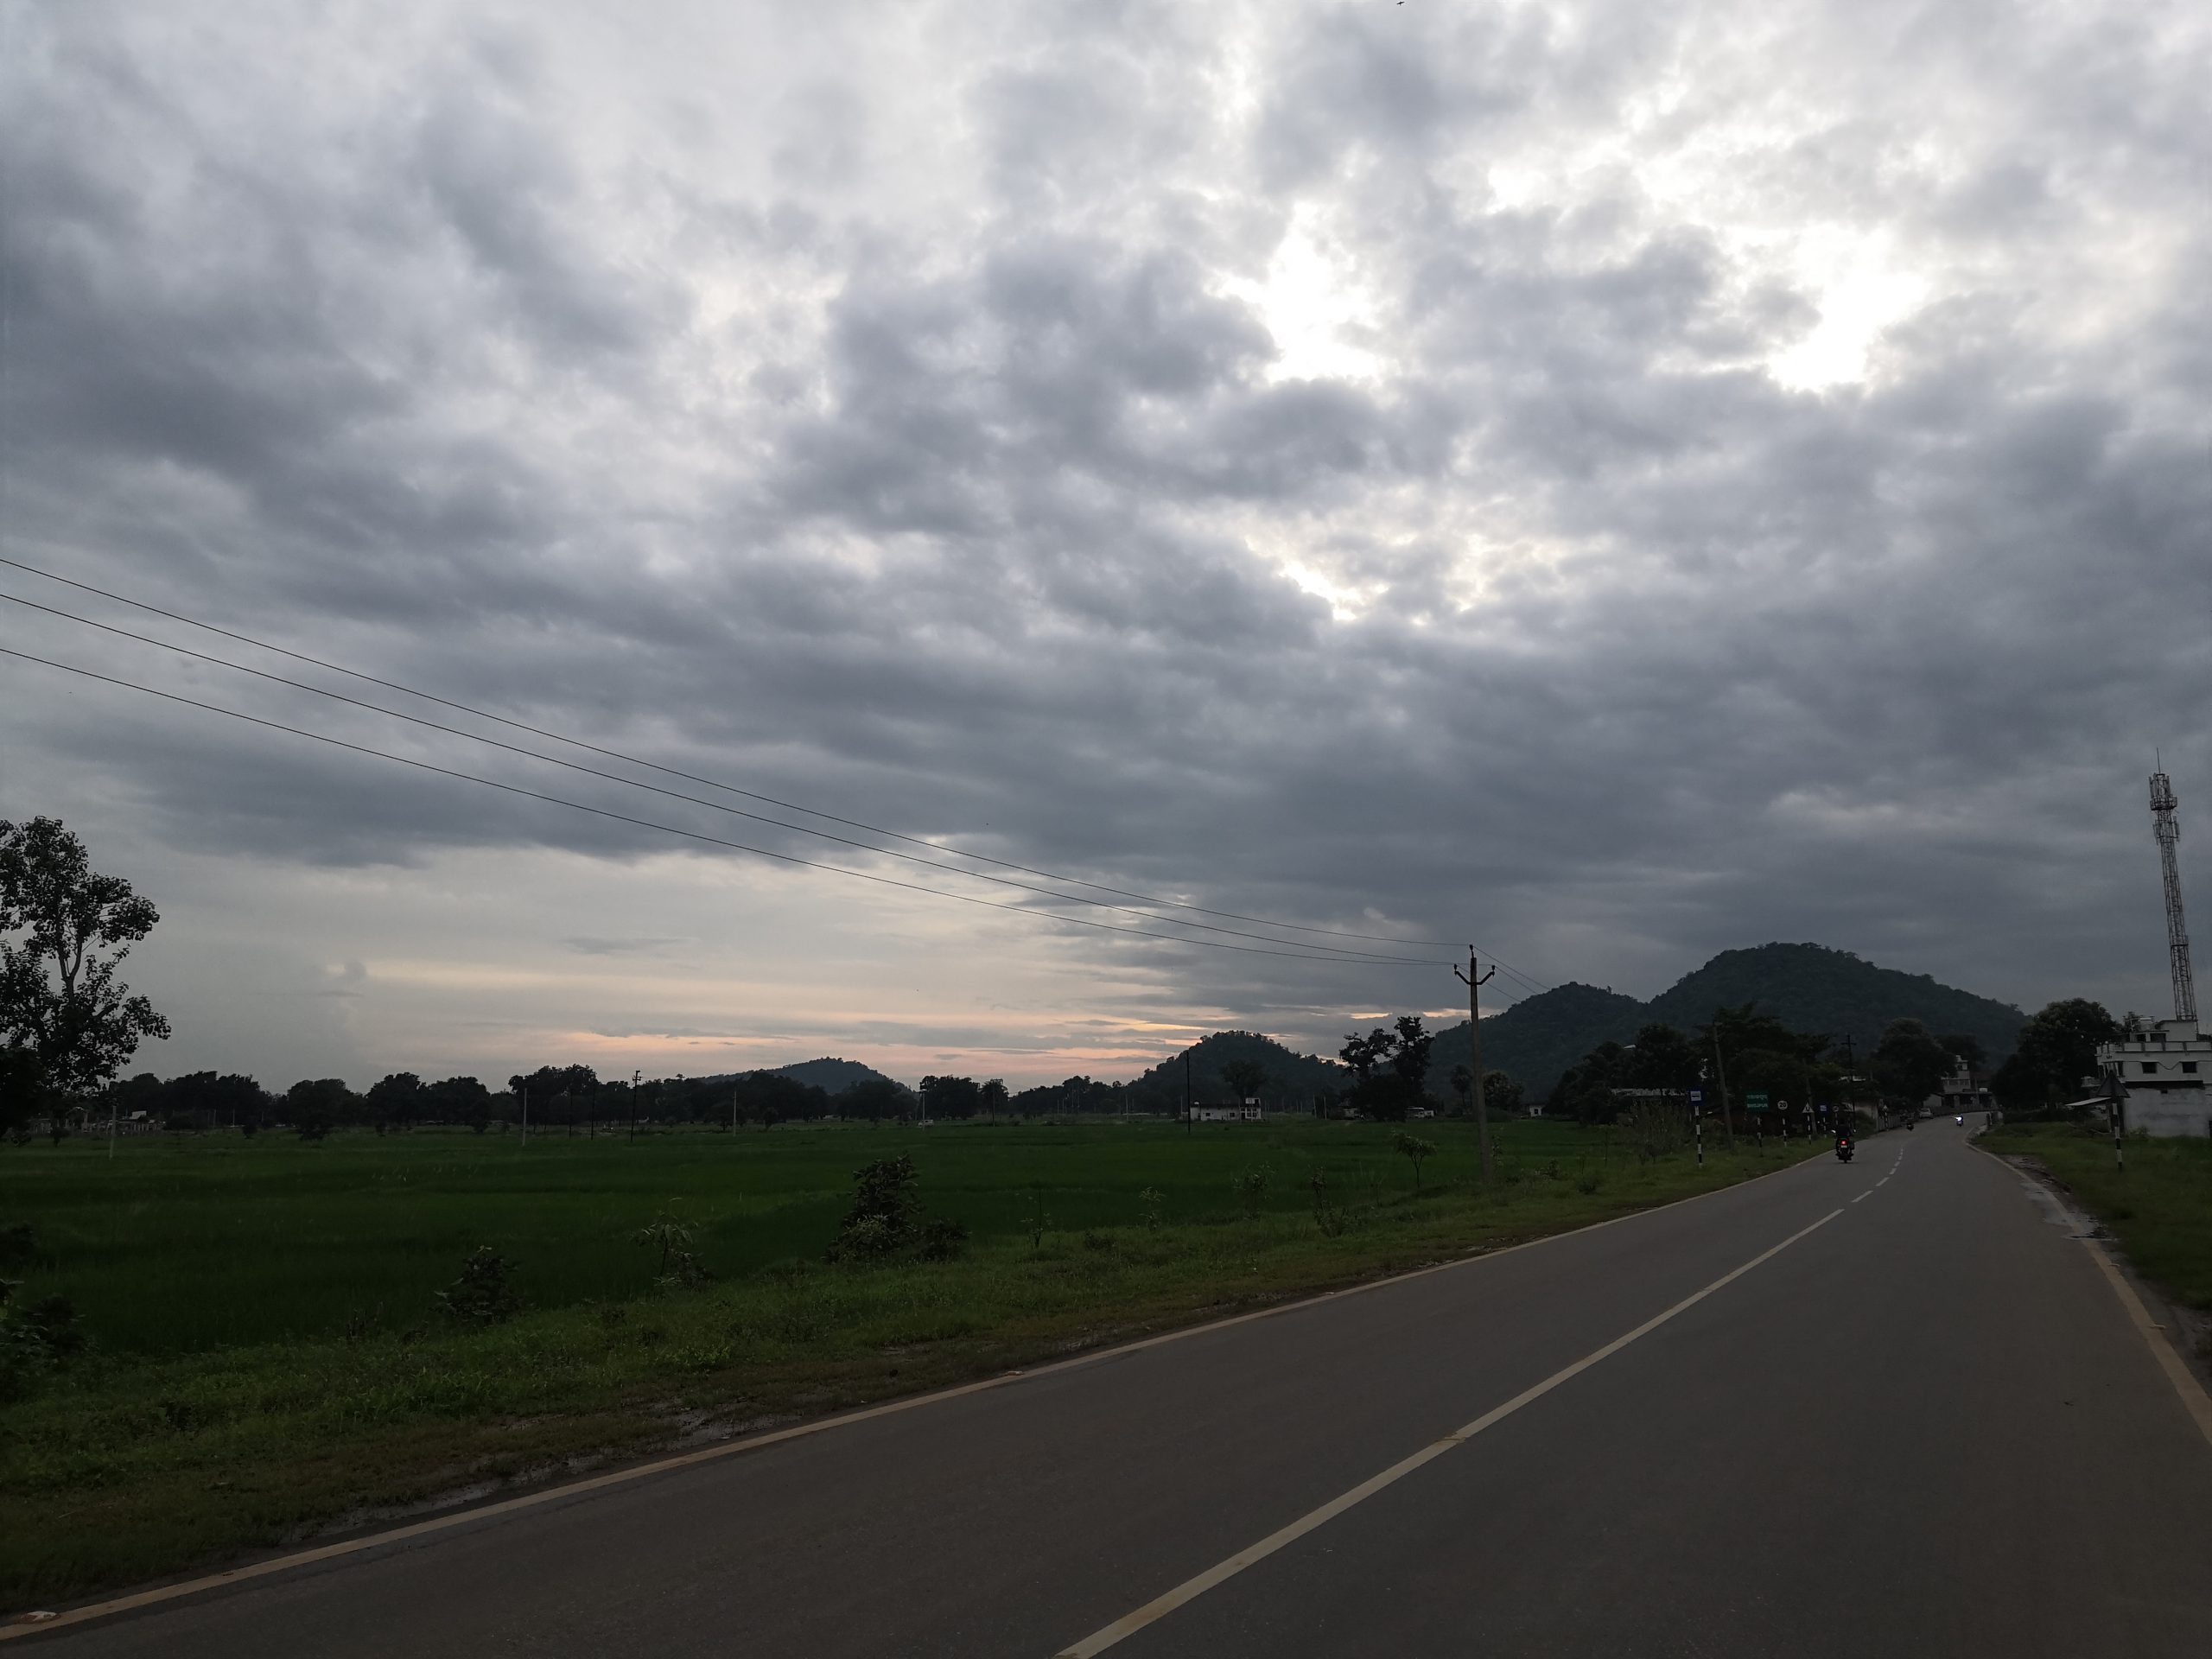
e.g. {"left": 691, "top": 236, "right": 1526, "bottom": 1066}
{"left": 3, "top": 0, "right": 2208, "bottom": 1086}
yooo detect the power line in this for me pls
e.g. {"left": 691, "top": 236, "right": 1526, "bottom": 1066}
{"left": 1, "top": 589, "right": 1441, "bottom": 967}
{"left": 0, "top": 553, "right": 1550, "bottom": 986}
{"left": 0, "top": 644, "right": 1458, "bottom": 967}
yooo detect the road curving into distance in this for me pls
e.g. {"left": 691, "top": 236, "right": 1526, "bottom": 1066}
{"left": 17, "top": 1119, "right": 2212, "bottom": 1657}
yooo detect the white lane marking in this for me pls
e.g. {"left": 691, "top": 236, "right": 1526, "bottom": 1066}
{"left": 1852, "top": 1192, "right": 1872, "bottom": 1204}
{"left": 2, "top": 1143, "right": 1839, "bottom": 1643}
{"left": 1052, "top": 1207, "right": 1846, "bottom": 1658}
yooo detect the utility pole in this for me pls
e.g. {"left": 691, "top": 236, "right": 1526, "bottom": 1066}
{"left": 1454, "top": 951, "right": 1497, "bottom": 1183}
{"left": 731, "top": 1089, "right": 738, "bottom": 1135}
{"left": 522, "top": 1086, "right": 529, "bottom": 1145}
{"left": 629, "top": 1070, "right": 640, "bottom": 1141}
{"left": 1185, "top": 1052, "right": 1192, "bottom": 1135}
{"left": 1710, "top": 1029, "right": 1737, "bottom": 1149}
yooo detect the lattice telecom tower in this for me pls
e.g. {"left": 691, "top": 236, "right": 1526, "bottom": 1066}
{"left": 2150, "top": 769, "right": 2197, "bottom": 1024}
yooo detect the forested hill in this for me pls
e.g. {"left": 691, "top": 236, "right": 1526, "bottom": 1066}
{"left": 700, "top": 1058, "right": 906, "bottom": 1095}
{"left": 1427, "top": 944, "right": 2026, "bottom": 1098}
{"left": 1643, "top": 944, "right": 2025, "bottom": 1062}
{"left": 1128, "top": 1030, "right": 1344, "bottom": 1109}
{"left": 1428, "top": 984, "right": 1645, "bottom": 1104}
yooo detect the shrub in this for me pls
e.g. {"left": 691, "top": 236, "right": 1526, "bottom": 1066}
{"left": 0, "top": 1277, "right": 81, "bottom": 1400}
{"left": 828, "top": 1154, "right": 966, "bottom": 1262}
{"left": 1309, "top": 1169, "right": 1348, "bottom": 1237}
{"left": 1231, "top": 1163, "right": 1271, "bottom": 1216}
{"left": 435, "top": 1247, "right": 520, "bottom": 1325}
{"left": 1137, "top": 1186, "right": 1165, "bottom": 1231}
{"left": 635, "top": 1207, "right": 712, "bottom": 1288}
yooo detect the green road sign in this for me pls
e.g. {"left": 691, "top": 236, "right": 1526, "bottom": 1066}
{"left": 1745, "top": 1092, "right": 1770, "bottom": 1112}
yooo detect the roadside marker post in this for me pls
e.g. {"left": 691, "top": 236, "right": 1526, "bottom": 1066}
{"left": 1688, "top": 1088, "right": 1704, "bottom": 1166}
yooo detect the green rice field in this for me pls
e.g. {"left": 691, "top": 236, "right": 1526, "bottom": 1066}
{"left": 3, "top": 1116, "right": 1636, "bottom": 1356}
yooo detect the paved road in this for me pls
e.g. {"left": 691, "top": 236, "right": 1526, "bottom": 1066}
{"left": 28, "top": 1122, "right": 2212, "bottom": 1656}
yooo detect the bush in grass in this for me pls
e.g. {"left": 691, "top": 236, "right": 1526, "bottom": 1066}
{"left": 0, "top": 1276, "right": 82, "bottom": 1400}
{"left": 1309, "top": 1169, "right": 1348, "bottom": 1237}
{"left": 435, "top": 1247, "right": 520, "bottom": 1325}
{"left": 827, "top": 1154, "right": 968, "bottom": 1263}
{"left": 1138, "top": 1186, "right": 1165, "bottom": 1231}
{"left": 1231, "top": 1162, "right": 1270, "bottom": 1216}
{"left": 635, "top": 1206, "right": 712, "bottom": 1289}
{"left": 1393, "top": 1133, "right": 1437, "bottom": 1193}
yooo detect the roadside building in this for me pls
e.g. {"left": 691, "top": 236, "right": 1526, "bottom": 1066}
{"left": 2097, "top": 1018, "right": 2212, "bottom": 1137}
{"left": 1923, "top": 1065, "right": 1993, "bottom": 1118}
{"left": 1188, "top": 1101, "right": 1263, "bottom": 1123}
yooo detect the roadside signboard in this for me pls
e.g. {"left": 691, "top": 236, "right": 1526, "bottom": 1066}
{"left": 1688, "top": 1089, "right": 1703, "bottom": 1106}
{"left": 1745, "top": 1092, "right": 1770, "bottom": 1112}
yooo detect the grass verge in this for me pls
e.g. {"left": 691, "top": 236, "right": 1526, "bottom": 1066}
{"left": 3, "top": 1135, "right": 1818, "bottom": 1609}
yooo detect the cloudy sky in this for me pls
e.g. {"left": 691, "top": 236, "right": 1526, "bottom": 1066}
{"left": 3, "top": 0, "right": 2206, "bottom": 1090}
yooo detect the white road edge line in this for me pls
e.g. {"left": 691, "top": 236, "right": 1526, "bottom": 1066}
{"left": 1051, "top": 1206, "right": 1846, "bottom": 1659}
{"left": 1970, "top": 1141, "right": 2212, "bottom": 1452}
{"left": 3, "top": 1147, "right": 1839, "bottom": 1640}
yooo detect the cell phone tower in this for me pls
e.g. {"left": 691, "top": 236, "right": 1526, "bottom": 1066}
{"left": 2150, "top": 769, "right": 2197, "bottom": 1024}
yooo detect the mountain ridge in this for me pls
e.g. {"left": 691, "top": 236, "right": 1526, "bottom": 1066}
{"left": 1429, "top": 942, "right": 2026, "bottom": 1098}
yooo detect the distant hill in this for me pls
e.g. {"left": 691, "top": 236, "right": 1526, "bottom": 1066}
{"left": 1428, "top": 944, "right": 2025, "bottom": 1098}
{"left": 700, "top": 1058, "right": 907, "bottom": 1096}
{"left": 1128, "top": 1030, "right": 1344, "bottom": 1109}
{"left": 1430, "top": 983, "right": 1645, "bottom": 1102}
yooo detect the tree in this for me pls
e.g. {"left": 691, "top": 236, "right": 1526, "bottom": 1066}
{"left": 1338, "top": 1020, "right": 1425, "bottom": 1120}
{"left": 1626, "top": 1024, "right": 1695, "bottom": 1092}
{"left": 1393, "top": 1132, "right": 1437, "bottom": 1193}
{"left": 1482, "top": 1071, "right": 1524, "bottom": 1118}
{"left": 365, "top": 1072, "right": 424, "bottom": 1131}
{"left": 918, "top": 1075, "right": 982, "bottom": 1120}
{"left": 979, "top": 1078, "right": 1008, "bottom": 1121}
{"left": 1389, "top": 1015, "right": 1434, "bottom": 1095}
{"left": 1448, "top": 1064, "right": 1472, "bottom": 1115}
{"left": 1996, "top": 999, "right": 2121, "bottom": 1113}
{"left": 1220, "top": 1058, "right": 1269, "bottom": 1104}
{"left": 1338, "top": 1027, "right": 1393, "bottom": 1087}
{"left": 285, "top": 1077, "right": 353, "bottom": 1140}
{"left": 1870, "top": 1019, "right": 1950, "bottom": 1109}
{"left": 1939, "top": 1033, "right": 1986, "bottom": 1072}
{"left": 840, "top": 1077, "right": 910, "bottom": 1122}
{"left": 0, "top": 817, "right": 169, "bottom": 1122}
{"left": 429, "top": 1076, "right": 493, "bottom": 1132}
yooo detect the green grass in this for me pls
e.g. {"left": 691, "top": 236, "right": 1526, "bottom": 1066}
{"left": 3, "top": 1117, "right": 1629, "bottom": 1357}
{"left": 1981, "top": 1122, "right": 2212, "bottom": 1309}
{"left": 0, "top": 1119, "right": 1819, "bottom": 1608}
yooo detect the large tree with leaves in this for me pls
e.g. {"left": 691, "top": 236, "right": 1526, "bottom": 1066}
{"left": 1, "top": 817, "right": 169, "bottom": 1121}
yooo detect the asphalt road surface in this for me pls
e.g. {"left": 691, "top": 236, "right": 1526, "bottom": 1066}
{"left": 26, "top": 1120, "right": 2212, "bottom": 1656}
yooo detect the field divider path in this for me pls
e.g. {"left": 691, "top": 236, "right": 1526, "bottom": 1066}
{"left": 1051, "top": 1205, "right": 1845, "bottom": 1658}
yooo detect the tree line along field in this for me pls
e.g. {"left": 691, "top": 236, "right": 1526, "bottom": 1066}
{"left": 6, "top": 1116, "right": 1637, "bottom": 1357}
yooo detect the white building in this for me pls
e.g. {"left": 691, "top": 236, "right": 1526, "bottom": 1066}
{"left": 1188, "top": 1102, "right": 1263, "bottom": 1122}
{"left": 1924, "top": 1065, "right": 1992, "bottom": 1117}
{"left": 2098, "top": 1018, "right": 2212, "bottom": 1138}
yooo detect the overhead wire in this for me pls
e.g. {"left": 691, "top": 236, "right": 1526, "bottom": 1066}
{"left": 0, "top": 590, "right": 1446, "bottom": 966}
{"left": 0, "top": 554, "right": 1553, "bottom": 989}
{"left": 0, "top": 645, "right": 1466, "bottom": 966}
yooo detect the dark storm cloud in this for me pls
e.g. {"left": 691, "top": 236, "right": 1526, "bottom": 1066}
{"left": 3, "top": 0, "right": 2209, "bottom": 1079}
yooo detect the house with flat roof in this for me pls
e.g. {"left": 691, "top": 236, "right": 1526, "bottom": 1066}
{"left": 2098, "top": 1018, "right": 2212, "bottom": 1137}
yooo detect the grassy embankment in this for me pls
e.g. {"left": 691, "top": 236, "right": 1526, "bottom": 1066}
{"left": 1981, "top": 1121, "right": 2212, "bottom": 1309}
{"left": 1, "top": 1118, "right": 1819, "bottom": 1606}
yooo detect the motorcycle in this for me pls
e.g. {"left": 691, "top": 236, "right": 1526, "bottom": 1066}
{"left": 1835, "top": 1137, "right": 1855, "bottom": 1164}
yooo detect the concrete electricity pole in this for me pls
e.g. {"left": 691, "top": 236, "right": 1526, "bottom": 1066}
{"left": 1455, "top": 952, "right": 1497, "bottom": 1183}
